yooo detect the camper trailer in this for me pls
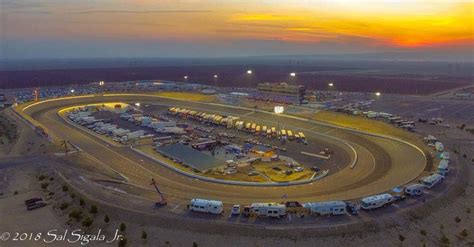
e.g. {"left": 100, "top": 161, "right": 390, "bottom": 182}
{"left": 360, "top": 193, "right": 394, "bottom": 210}
{"left": 304, "top": 201, "right": 347, "bottom": 216}
{"left": 404, "top": 183, "right": 425, "bottom": 196}
{"left": 420, "top": 173, "right": 444, "bottom": 189}
{"left": 188, "top": 199, "right": 223, "bottom": 214}
{"left": 249, "top": 203, "right": 286, "bottom": 218}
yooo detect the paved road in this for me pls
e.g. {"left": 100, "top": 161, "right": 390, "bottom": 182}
{"left": 20, "top": 94, "right": 426, "bottom": 205}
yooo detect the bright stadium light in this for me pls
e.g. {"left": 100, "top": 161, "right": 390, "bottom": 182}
{"left": 328, "top": 83, "right": 334, "bottom": 87}
{"left": 213, "top": 74, "right": 218, "bottom": 78}
{"left": 135, "top": 102, "right": 141, "bottom": 107}
{"left": 247, "top": 70, "right": 252, "bottom": 75}
{"left": 99, "top": 81, "right": 104, "bottom": 86}
{"left": 375, "top": 92, "right": 381, "bottom": 97}
{"left": 184, "top": 75, "right": 188, "bottom": 79}
{"left": 290, "top": 72, "right": 296, "bottom": 77}
{"left": 70, "top": 89, "right": 75, "bottom": 93}
{"left": 274, "top": 106, "right": 284, "bottom": 114}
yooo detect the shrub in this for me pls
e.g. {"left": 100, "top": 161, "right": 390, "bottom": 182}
{"left": 455, "top": 216, "right": 461, "bottom": 223}
{"left": 62, "top": 185, "right": 69, "bottom": 192}
{"left": 460, "top": 229, "right": 468, "bottom": 238}
{"left": 398, "top": 234, "right": 405, "bottom": 242}
{"left": 118, "top": 237, "right": 127, "bottom": 247}
{"left": 420, "top": 229, "right": 427, "bottom": 236}
{"left": 441, "top": 234, "right": 449, "bottom": 245}
{"left": 90, "top": 205, "right": 98, "bottom": 214}
{"left": 466, "top": 208, "right": 471, "bottom": 214}
{"left": 70, "top": 193, "right": 76, "bottom": 199}
{"left": 119, "top": 223, "right": 126, "bottom": 232}
{"left": 193, "top": 242, "right": 198, "bottom": 247}
{"left": 82, "top": 217, "right": 93, "bottom": 227}
{"left": 104, "top": 215, "right": 110, "bottom": 223}
{"left": 14, "top": 191, "right": 18, "bottom": 195}
{"left": 48, "top": 192, "right": 55, "bottom": 196}
{"left": 79, "top": 198, "right": 85, "bottom": 206}
{"left": 59, "top": 202, "right": 69, "bottom": 210}
{"left": 49, "top": 177, "right": 54, "bottom": 181}
{"left": 38, "top": 175, "right": 46, "bottom": 181}
{"left": 41, "top": 183, "right": 49, "bottom": 190}
{"left": 463, "top": 154, "right": 467, "bottom": 158}
{"left": 141, "top": 230, "right": 147, "bottom": 239}
{"left": 69, "top": 210, "right": 83, "bottom": 222}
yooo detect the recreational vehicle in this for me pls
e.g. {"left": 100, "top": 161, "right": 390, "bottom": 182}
{"left": 249, "top": 203, "right": 286, "bottom": 218}
{"left": 304, "top": 201, "right": 347, "bottom": 216}
{"left": 435, "top": 142, "right": 444, "bottom": 152}
{"left": 420, "top": 173, "right": 444, "bottom": 189}
{"left": 404, "top": 183, "right": 425, "bottom": 196}
{"left": 437, "top": 159, "right": 449, "bottom": 175}
{"left": 360, "top": 193, "right": 394, "bottom": 210}
{"left": 188, "top": 199, "right": 223, "bottom": 214}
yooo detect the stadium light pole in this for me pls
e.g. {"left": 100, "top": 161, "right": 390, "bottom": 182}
{"left": 213, "top": 74, "right": 218, "bottom": 88}
{"left": 328, "top": 82, "right": 334, "bottom": 91}
{"left": 184, "top": 75, "right": 188, "bottom": 82}
{"left": 99, "top": 81, "right": 105, "bottom": 106}
{"left": 375, "top": 92, "right": 381, "bottom": 97}
{"left": 247, "top": 70, "right": 252, "bottom": 91}
{"left": 274, "top": 106, "right": 284, "bottom": 158}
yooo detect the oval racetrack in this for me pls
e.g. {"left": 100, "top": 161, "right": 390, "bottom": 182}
{"left": 20, "top": 94, "right": 426, "bottom": 204}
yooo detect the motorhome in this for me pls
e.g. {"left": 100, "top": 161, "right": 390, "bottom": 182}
{"left": 404, "top": 183, "right": 425, "bottom": 196}
{"left": 435, "top": 142, "right": 444, "bottom": 152}
{"left": 249, "top": 203, "right": 286, "bottom": 218}
{"left": 437, "top": 159, "right": 449, "bottom": 175}
{"left": 360, "top": 193, "right": 394, "bottom": 210}
{"left": 419, "top": 173, "right": 444, "bottom": 189}
{"left": 188, "top": 199, "right": 223, "bottom": 214}
{"left": 304, "top": 201, "right": 347, "bottom": 216}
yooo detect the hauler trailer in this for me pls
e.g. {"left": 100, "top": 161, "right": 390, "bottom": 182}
{"left": 271, "top": 127, "right": 277, "bottom": 137}
{"left": 266, "top": 129, "right": 272, "bottom": 138}
{"left": 420, "top": 173, "right": 444, "bottom": 189}
{"left": 435, "top": 142, "right": 444, "bottom": 152}
{"left": 262, "top": 126, "right": 267, "bottom": 133}
{"left": 280, "top": 129, "right": 287, "bottom": 140}
{"left": 188, "top": 199, "right": 223, "bottom": 214}
{"left": 248, "top": 203, "right": 286, "bottom": 218}
{"left": 304, "top": 201, "right": 347, "bottom": 216}
{"left": 245, "top": 122, "right": 251, "bottom": 132}
{"left": 287, "top": 130, "right": 294, "bottom": 140}
{"left": 360, "top": 193, "right": 394, "bottom": 210}
{"left": 251, "top": 123, "right": 256, "bottom": 133}
{"left": 255, "top": 125, "right": 261, "bottom": 135}
{"left": 403, "top": 183, "right": 425, "bottom": 196}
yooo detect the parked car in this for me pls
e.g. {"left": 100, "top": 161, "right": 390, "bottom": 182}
{"left": 346, "top": 202, "right": 359, "bottom": 215}
{"left": 294, "top": 167, "right": 304, "bottom": 172}
{"left": 231, "top": 205, "right": 241, "bottom": 216}
{"left": 24, "top": 197, "right": 42, "bottom": 205}
{"left": 27, "top": 202, "right": 47, "bottom": 211}
{"left": 311, "top": 166, "right": 321, "bottom": 172}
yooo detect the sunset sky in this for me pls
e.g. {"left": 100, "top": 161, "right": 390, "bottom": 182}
{"left": 1, "top": 0, "right": 473, "bottom": 59}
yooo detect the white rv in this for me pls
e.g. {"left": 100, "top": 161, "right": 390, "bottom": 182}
{"left": 304, "top": 201, "right": 347, "bottom": 216}
{"left": 420, "top": 173, "right": 444, "bottom": 189}
{"left": 249, "top": 203, "right": 286, "bottom": 218}
{"left": 437, "top": 159, "right": 449, "bottom": 176}
{"left": 188, "top": 199, "right": 223, "bottom": 214}
{"left": 435, "top": 142, "right": 444, "bottom": 152}
{"left": 440, "top": 151, "right": 450, "bottom": 160}
{"left": 360, "top": 193, "right": 394, "bottom": 210}
{"left": 404, "top": 183, "right": 425, "bottom": 196}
